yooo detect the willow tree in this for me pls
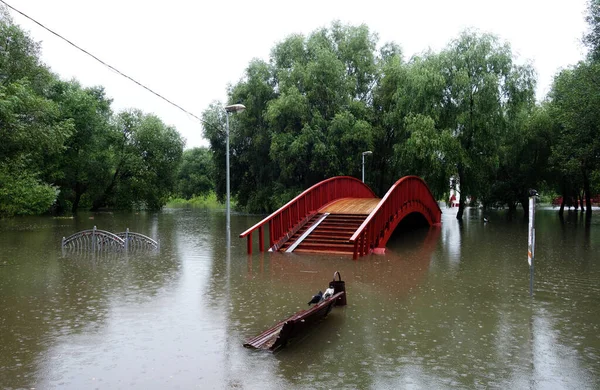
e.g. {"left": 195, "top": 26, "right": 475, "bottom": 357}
{"left": 374, "top": 32, "right": 535, "bottom": 216}
{"left": 435, "top": 31, "right": 536, "bottom": 220}
{"left": 549, "top": 61, "right": 600, "bottom": 216}
{"left": 374, "top": 50, "right": 453, "bottom": 197}
{"left": 204, "top": 22, "right": 381, "bottom": 213}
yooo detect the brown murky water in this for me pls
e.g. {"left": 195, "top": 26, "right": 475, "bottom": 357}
{"left": 1, "top": 206, "right": 599, "bottom": 389}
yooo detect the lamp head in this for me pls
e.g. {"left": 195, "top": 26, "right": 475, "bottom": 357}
{"left": 225, "top": 104, "right": 246, "bottom": 113}
{"left": 362, "top": 151, "right": 373, "bottom": 156}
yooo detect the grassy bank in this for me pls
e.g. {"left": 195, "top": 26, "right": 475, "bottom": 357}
{"left": 166, "top": 192, "right": 236, "bottom": 209}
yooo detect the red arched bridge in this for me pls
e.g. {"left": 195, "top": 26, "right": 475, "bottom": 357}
{"left": 239, "top": 176, "right": 441, "bottom": 259}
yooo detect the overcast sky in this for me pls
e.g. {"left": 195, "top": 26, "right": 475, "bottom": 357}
{"left": 7, "top": 0, "right": 590, "bottom": 148}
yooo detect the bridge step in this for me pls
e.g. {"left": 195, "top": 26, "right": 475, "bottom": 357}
{"left": 292, "top": 242, "right": 354, "bottom": 252}
{"left": 279, "top": 213, "right": 367, "bottom": 254}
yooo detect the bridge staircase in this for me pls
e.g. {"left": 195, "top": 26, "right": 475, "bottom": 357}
{"left": 279, "top": 213, "right": 368, "bottom": 255}
{"left": 239, "top": 176, "right": 442, "bottom": 259}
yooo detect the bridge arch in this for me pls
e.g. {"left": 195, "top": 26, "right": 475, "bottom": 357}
{"left": 349, "top": 176, "right": 441, "bottom": 258}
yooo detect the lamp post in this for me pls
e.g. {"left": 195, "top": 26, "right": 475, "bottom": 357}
{"left": 224, "top": 103, "right": 246, "bottom": 238}
{"left": 361, "top": 151, "right": 372, "bottom": 183}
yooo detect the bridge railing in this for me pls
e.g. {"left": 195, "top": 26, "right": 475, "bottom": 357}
{"left": 240, "top": 176, "right": 377, "bottom": 254}
{"left": 349, "top": 176, "right": 442, "bottom": 259}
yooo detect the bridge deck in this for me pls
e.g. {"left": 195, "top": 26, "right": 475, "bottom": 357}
{"left": 319, "top": 198, "right": 380, "bottom": 214}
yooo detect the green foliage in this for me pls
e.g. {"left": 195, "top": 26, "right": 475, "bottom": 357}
{"left": 373, "top": 31, "right": 536, "bottom": 216}
{"left": 548, "top": 60, "right": 600, "bottom": 212}
{"left": 487, "top": 104, "right": 554, "bottom": 210}
{"left": 434, "top": 32, "right": 536, "bottom": 218}
{"left": 584, "top": 0, "right": 600, "bottom": 61}
{"left": 0, "top": 9, "right": 53, "bottom": 92}
{"left": 46, "top": 80, "right": 113, "bottom": 212}
{"left": 201, "top": 25, "right": 548, "bottom": 217}
{"left": 3, "top": 8, "right": 598, "bottom": 219}
{"left": 0, "top": 79, "right": 73, "bottom": 163}
{"left": 175, "top": 147, "right": 214, "bottom": 199}
{"left": 0, "top": 13, "right": 185, "bottom": 216}
{"left": 0, "top": 12, "right": 74, "bottom": 216}
{"left": 205, "top": 22, "right": 380, "bottom": 213}
{"left": 167, "top": 192, "right": 222, "bottom": 209}
{"left": 0, "top": 161, "right": 58, "bottom": 217}
{"left": 109, "top": 110, "right": 184, "bottom": 210}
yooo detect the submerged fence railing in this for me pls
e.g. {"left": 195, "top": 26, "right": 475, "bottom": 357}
{"left": 61, "top": 226, "right": 160, "bottom": 252}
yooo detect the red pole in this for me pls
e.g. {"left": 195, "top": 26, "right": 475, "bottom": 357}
{"left": 361, "top": 230, "right": 366, "bottom": 256}
{"left": 258, "top": 226, "right": 264, "bottom": 252}
{"left": 247, "top": 232, "right": 253, "bottom": 254}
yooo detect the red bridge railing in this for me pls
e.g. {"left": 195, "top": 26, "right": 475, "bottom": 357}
{"left": 239, "top": 176, "right": 377, "bottom": 254}
{"left": 349, "top": 176, "right": 441, "bottom": 259}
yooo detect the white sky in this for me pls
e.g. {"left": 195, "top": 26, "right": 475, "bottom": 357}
{"left": 7, "top": 0, "right": 589, "bottom": 148}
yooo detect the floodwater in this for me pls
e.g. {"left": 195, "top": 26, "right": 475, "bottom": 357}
{"left": 1, "top": 206, "right": 599, "bottom": 389}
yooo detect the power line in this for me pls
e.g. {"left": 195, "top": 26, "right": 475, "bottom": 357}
{"left": 0, "top": 0, "right": 205, "bottom": 124}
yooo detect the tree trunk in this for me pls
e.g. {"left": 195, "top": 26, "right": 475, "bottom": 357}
{"left": 520, "top": 196, "right": 529, "bottom": 221}
{"left": 71, "top": 182, "right": 88, "bottom": 214}
{"left": 559, "top": 178, "right": 566, "bottom": 216}
{"left": 582, "top": 168, "right": 593, "bottom": 217}
{"left": 456, "top": 165, "right": 466, "bottom": 220}
{"left": 92, "top": 168, "right": 121, "bottom": 211}
{"left": 72, "top": 191, "right": 82, "bottom": 214}
{"left": 377, "top": 159, "right": 387, "bottom": 196}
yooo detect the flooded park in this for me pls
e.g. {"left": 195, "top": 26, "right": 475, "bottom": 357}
{"left": 1, "top": 205, "right": 599, "bottom": 389}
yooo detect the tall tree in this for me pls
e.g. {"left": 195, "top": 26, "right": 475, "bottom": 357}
{"left": 584, "top": 0, "right": 600, "bottom": 61}
{"left": 0, "top": 10, "right": 73, "bottom": 216}
{"left": 175, "top": 147, "right": 214, "bottom": 199}
{"left": 374, "top": 51, "right": 451, "bottom": 196}
{"left": 109, "top": 110, "right": 184, "bottom": 210}
{"left": 0, "top": 7, "right": 54, "bottom": 92}
{"left": 488, "top": 104, "right": 553, "bottom": 216}
{"left": 204, "top": 22, "right": 380, "bottom": 213}
{"left": 436, "top": 31, "right": 536, "bottom": 220}
{"left": 47, "top": 80, "right": 114, "bottom": 213}
{"left": 549, "top": 61, "right": 600, "bottom": 216}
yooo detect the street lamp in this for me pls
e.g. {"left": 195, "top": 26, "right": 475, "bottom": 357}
{"left": 224, "top": 103, "right": 246, "bottom": 237}
{"left": 361, "top": 151, "right": 372, "bottom": 183}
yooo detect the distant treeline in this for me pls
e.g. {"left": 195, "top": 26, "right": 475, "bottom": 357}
{"left": 2, "top": 2, "right": 600, "bottom": 220}
{"left": 202, "top": 4, "right": 600, "bottom": 220}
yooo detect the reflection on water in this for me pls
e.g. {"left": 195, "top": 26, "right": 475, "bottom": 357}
{"left": 0, "top": 207, "right": 599, "bottom": 389}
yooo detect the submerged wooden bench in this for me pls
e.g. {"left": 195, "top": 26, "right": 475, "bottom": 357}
{"left": 243, "top": 291, "right": 345, "bottom": 352}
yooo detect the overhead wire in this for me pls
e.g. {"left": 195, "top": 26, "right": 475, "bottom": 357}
{"left": 0, "top": 0, "right": 207, "bottom": 124}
